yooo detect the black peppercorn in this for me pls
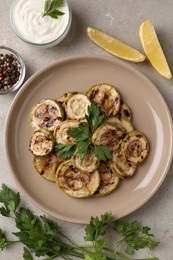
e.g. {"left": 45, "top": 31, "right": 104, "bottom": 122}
{"left": 0, "top": 53, "right": 21, "bottom": 91}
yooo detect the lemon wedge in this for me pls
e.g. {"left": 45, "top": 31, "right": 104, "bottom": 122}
{"left": 139, "top": 19, "right": 172, "bottom": 79}
{"left": 86, "top": 27, "right": 146, "bottom": 63}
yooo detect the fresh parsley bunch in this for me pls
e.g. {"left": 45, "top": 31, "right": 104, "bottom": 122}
{"left": 0, "top": 184, "right": 159, "bottom": 260}
{"left": 55, "top": 103, "right": 112, "bottom": 163}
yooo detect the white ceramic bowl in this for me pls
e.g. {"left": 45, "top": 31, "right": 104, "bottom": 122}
{"left": 10, "top": 0, "right": 72, "bottom": 48}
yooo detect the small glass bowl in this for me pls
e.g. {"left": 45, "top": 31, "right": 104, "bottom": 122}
{"left": 0, "top": 46, "right": 26, "bottom": 95}
{"left": 10, "top": 0, "right": 72, "bottom": 48}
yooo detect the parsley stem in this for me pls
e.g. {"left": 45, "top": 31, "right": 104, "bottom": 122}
{"left": 103, "top": 247, "right": 131, "bottom": 260}
{"left": 42, "top": 250, "right": 85, "bottom": 260}
{"left": 60, "top": 248, "right": 85, "bottom": 258}
{"left": 132, "top": 259, "right": 159, "bottom": 260}
{"left": 74, "top": 244, "right": 94, "bottom": 253}
{"left": 75, "top": 244, "right": 94, "bottom": 248}
{"left": 58, "top": 230, "right": 75, "bottom": 245}
{"left": 7, "top": 240, "right": 20, "bottom": 243}
{"left": 6, "top": 240, "right": 21, "bottom": 246}
{"left": 116, "top": 251, "right": 130, "bottom": 260}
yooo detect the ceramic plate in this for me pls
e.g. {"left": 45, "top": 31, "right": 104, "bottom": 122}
{"left": 5, "top": 56, "right": 173, "bottom": 223}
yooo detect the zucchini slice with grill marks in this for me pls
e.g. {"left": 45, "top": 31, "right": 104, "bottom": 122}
{"left": 73, "top": 147, "right": 100, "bottom": 173}
{"left": 56, "top": 92, "right": 78, "bottom": 109}
{"left": 33, "top": 153, "right": 63, "bottom": 181}
{"left": 56, "top": 160, "right": 100, "bottom": 198}
{"left": 92, "top": 122, "right": 124, "bottom": 151}
{"left": 65, "top": 93, "right": 91, "bottom": 120}
{"left": 95, "top": 161, "right": 119, "bottom": 197}
{"left": 120, "top": 119, "right": 134, "bottom": 133}
{"left": 105, "top": 117, "right": 134, "bottom": 134}
{"left": 86, "top": 83, "right": 121, "bottom": 117}
{"left": 121, "top": 130, "right": 149, "bottom": 164}
{"left": 30, "top": 99, "right": 64, "bottom": 131}
{"left": 110, "top": 149, "right": 136, "bottom": 178}
{"left": 29, "top": 129, "right": 55, "bottom": 156}
{"left": 117, "top": 102, "right": 132, "bottom": 121}
{"left": 54, "top": 120, "right": 79, "bottom": 144}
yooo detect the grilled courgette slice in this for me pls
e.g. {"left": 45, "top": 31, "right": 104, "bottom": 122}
{"left": 29, "top": 129, "right": 55, "bottom": 156}
{"left": 56, "top": 160, "right": 100, "bottom": 198}
{"left": 33, "top": 153, "right": 63, "bottom": 181}
{"left": 95, "top": 161, "right": 119, "bottom": 197}
{"left": 65, "top": 93, "right": 91, "bottom": 120}
{"left": 56, "top": 92, "right": 78, "bottom": 109}
{"left": 121, "top": 130, "right": 149, "bottom": 164}
{"left": 117, "top": 102, "right": 132, "bottom": 121}
{"left": 110, "top": 150, "right": 136, "bottom": 178}
{"left": 54, "top": 120, "right": 79, "bottom": 144}
{"left": 73, "top": 147, "right": 100, "bottom": 173}
{"left": 105, "top": 117, "right": 134, "bottom": 134}
{"left": 86, "top": 83, "right": 121, "bottom": 117}
{"left": 30, "top": 99, "right": 64, "bottom": 131}
{"left": 92, "top": 122, "right": 124, "bottom": 151}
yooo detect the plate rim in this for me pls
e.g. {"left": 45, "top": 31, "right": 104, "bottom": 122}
{"left": 5, "top": 55, "right": 173, "bottom": 223}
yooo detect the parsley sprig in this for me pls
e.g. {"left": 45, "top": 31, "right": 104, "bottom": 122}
{"left": 43, "top": 0, "right": 65, "bottom": 19}
{"left": 0, "top": 184, "right": 159, "bottom": 260}
{"left": 55, "top": 103, "right": 112, "bottom": 163}
{"left": 113, "top": 220, "right": 159, "bottom": 256}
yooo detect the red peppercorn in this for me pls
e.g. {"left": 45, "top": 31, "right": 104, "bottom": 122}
{"left": 0, "top": 72, "right": 3, "bottom": 77}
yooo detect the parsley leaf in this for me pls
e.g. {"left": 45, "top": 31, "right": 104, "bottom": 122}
{"left": 85, "top": 212, "right": 112, "bottom": 242}
{"left": 84, "top": 212, "right": 112, "bottom": 260}
{"left": 67, "top": 124, "right": 90, "bottom": 142}
{"left": 0, "top": 228, "right": 7, "bottom": 251}
{"left": 86, "top": 103, "right": 105, "bottom": 132}
{"left": 40, "top": 215, "right": 61, "bottom": 238}
{"left": 43, "top": 0, "right": 65, "bottom": 19}
{"left": 48, "top": 0, "right": 64, "bottom": 12}
{"left": 94, "top": 145, "right": 112, "bottom": 161}
{"left": 77, "top": 141, "right": 90, "bottom": 164}
{"left": 23, "top": 247, "right": 33, "bottom": 260}
{"left": 47, "top": 10, "right": 64, "bottom": 18}
{"left": 67, "top": 124, "right": 91, "bottom": 163}
{"left": 15, "top": 208, "right": 39, "bottom": 232}
{"left": 44, "top": 0, "right": 52, "bottom": 13}
{"left": 113, "top": 220, "right": 159, "bottom": 255}
{"left": 0, "top": 184, "right": 20, "bottom": 216}
{"left": 54, "top": 143, "right": 76, "bottom": 158}
{"left": 14, "top": 208, "right": 63, "bottom": 257}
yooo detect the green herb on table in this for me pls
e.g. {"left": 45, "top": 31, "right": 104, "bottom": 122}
{"left": 23, "top": 247, "right": 33, "bottom": 260}
{"left": 84, "top": 212, "right": 112, "bottom": 260}
{"left": 43, "top": 0, "right": 65, "bottom": 19}
{"left": 0, "top": 183, "right": 20, "bottom": 217}
{"left": 55, "top": 103, "right": 112, "bottom": 163}
{"left": 0, "top": 184, "right": 159, "bottom": 260}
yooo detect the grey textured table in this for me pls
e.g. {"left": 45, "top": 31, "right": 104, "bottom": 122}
{"left": 0, "top": 1, "right": 173, "bottom": 259}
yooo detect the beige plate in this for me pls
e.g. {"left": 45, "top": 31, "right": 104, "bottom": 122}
{"left": 5, "top": 55, "right": 173, "bottom": 223}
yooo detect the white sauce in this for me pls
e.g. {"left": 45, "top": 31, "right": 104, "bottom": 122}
{"left": 10, "top": 0, "right": 70, "bottom": 44}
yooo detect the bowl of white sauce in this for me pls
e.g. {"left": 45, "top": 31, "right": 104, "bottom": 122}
{"left": 10, "top": 0, "right": 72, "bottom": 48}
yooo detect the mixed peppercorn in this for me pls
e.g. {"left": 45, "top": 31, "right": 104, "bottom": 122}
{"left": 0, "top": 53, "right": 21, "bottom": 91}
